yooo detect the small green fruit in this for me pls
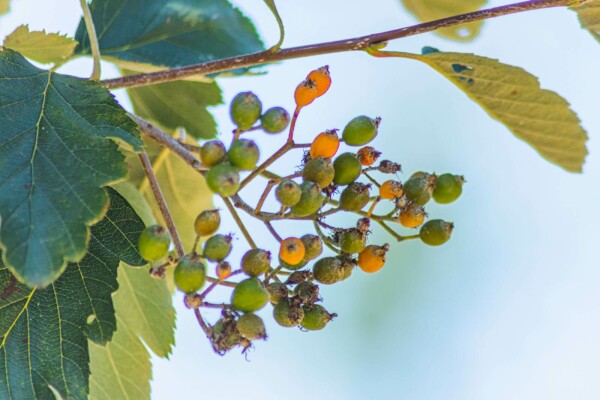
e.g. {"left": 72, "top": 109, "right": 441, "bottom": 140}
{"left": 200, "top": 140, "right": 226, "bottom": 167}
{"left": 333, "top": 153, "right": 362, "bottom": 185}
{"left": 302, "top": 157, "right": 335, "bottom": 188}
{"left": 404, "top": 176, "right": 436, "bottom": 206}
{"left": 174, "top": 255, "right": 206, "bottom": 293}
{"left": 433, "top": 174, "right": 464, "bottom": 204}
{"left": 290, "top": 181, "right": 325, "bottom": 216}
{"left": 241, "top": 249, "right": 271, "bottom": 276}
{"left": 342, "top": 116, "right": 381, "bottom": 146}
{"left": 138, "top": 225, "right": 171, "bottom": 262}
{"left": 420, "top": 219, "right": 454, "bottom": 246}
{"left": 338, "top": 229, "right": 366, "bottom": 254}
{"left": 313, "top": 257, "right": 345, "bottom": 285}
{"left": 236, "top": 313, "right": 267, "bottom": 340}
{"left": 261, "top": 107, "right": 290, "bottom": 133}
{"left": 228, "top": 139, "right": 260, "bottom": 170}
{"left": 231, "top": 277, "right": 269, "bottom": 312}
{"left": 301, "top": 234, "right": 323, "bottom": 261}
{"left": 203, "top": 234, "right": 233, "bottom": 261}
{"left": 273, "top": 298, "right": 305, "bottom": 327}
{"left": 206, "top": 164, "right": 240, "bottom": 197}
{"left": 300, "top": 305, "right": 336, "bottom": 331}
{"left": 339, "top": 183, "right": 371, "bottom": 211}
{"left": 230, "top": 91, "right": 262, "bottom": 130}
{"left": 194, "top": 209, "right": 220, "bottom": 237}
{"left": 275, "top": 180, "right": 302, "bottom": 207}
{"left": 267, "top": 282, "right": 288, "bottom": 304}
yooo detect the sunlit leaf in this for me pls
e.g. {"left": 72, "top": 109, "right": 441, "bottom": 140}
{"left": 572, "top": 0, "right": 600, "bottom": 42}
{"left": 3, "top": 25, "right": 78, "bottom": 64}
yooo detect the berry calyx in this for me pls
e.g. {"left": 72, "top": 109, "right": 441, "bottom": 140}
{"left": 194, "top": 209, "right": 221, "bottom": 237}
{"left": 279, "top": 237, "right": 306, "bottom": 266}
{"left": 241, "top": 249, "right": 271, "bottom": 277}
{"left": 339, "top": 183, "right": 371, "bottom": 211}
{"left": 138, "top": 225, "right": 171, "bottom": 262}
{"left": 357, "top": 146, "right": 381, "bottom": 166}
{"left": 261, "top": 106, "right": 290, "bottom": 133}
{"left": 273, "top": 298, "right": 305, "bottom": 327}
{"left": 419, "top": 220, "right": 454, "bottom": 246}
{"left": 230, "top": 91, "right": 262, "bottom": 130}
{"left": 310, "top": 130, "right": 340, "bottom": 159}
{"left": 302, "top": 157, "right": 335, "bottom": 188}
{"left": 203, "top": 234, "right": 233, "bottom": 261}
{"left": 301, "top": 234, "right": 323, "bottom": 261}
{"left": 228, "top": 139, "right": 260, "bottom": 170}
{"left": 237, "top": 313, "right": 267, "bottom": 340}
{"left": 290, "top": 181, "right": 325, "bottom": 216}
{"left": 398, "top": 203, "right": 426, "bottom": 228}
{"left": 294, "top": 79, "right": 318, "bottom": 108}
{"left": 206, "top": 164, "right": 240, "bottom": 197}
{"left": 333, "top": 152, "right": 362, "bottom": 185}
{"left": 301, "top": 305, "right": 336, "bottom": 331}
{"left": 307, "top": 65, "right": 331, "bottom": 97}
{"left": 338, "top": 229, "right": 367, "bottom": 254}
{"left": 174, "top": 254, "right": 206, "bottom": 293}
{"left": 231, "top": 277, "right": 269, "bottom": 312}
{"left": 200, "top": 140, "right": 227, "bottom": 167}
{"left": 275, "top": 179, "right": 302, "bottom": 207}
{"left": 267, "top": 282, "right": 289, "bottom": 304}
{"left": 358, "top": 244, "right": 389, "bottom": 273}
{"left": 432, "top": 173, "right": 464, "bottom": 204}
{"left": 342, "top": 116, "right": 381, "bottom": 146}
{"left": 379, "top": 180, "right": 404, "bottom": 200}
{"left": 294, "top": 281, "right": 320, "bottom": 304}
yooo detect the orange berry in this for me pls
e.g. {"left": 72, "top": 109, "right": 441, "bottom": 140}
{"left": 216, "top": 262, "right": 232, "bottom": 280}
{"left": 294, "top": 79, "right": 318, "bottom": 108}
{"left": 398, "top": 204, "right": 426, "bottom": 228}
{"left": 310, "top": 130, "right": 340, "bottom": 159}
{"left": 279, "top": 237, "right": 306, "bottom": 266}
{"left": 357, "top": 244, "right": 389, "bottom": 273}
{"left": 357, "top": 146, "right": 381, "bottom": 166}
{"left": 307, "top": 66, "right": 331, "bottom": 97}
{"left": 379, "top": 180, "right": 404, "bottom": 200}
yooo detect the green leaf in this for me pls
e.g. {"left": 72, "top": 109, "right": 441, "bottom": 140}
{"left": 125, "top": 70, "right": 222, "bottom": 139}
{"left": 0, "top": 48, "right": 141, "bottom": 287}
{"left": 400, "top": 0, "right": 487, "bottom": 41}
{"left": 263, "top": 0, "right": 285, "bottom": 51}
{"left": 74, "top": 0, "right": 263, "bottom": 69}
{"left": 572, "top": 0, "right": 600, "bottom": 42}
{"left": 0, "top": 188, "right": 146, "bottom": 400}
{"left": 411, "top": 50, "right": 588, "bottom": 172}
{"left": 3, "top": 25, "right": 78, "bottom": 64}
{"left": 0, "top": 0, "right": 9, "bottom": 15}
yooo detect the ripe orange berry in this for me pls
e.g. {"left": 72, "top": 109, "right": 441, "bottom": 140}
{"left": 357, "top": 146, "right": 381, "bottom": 166}
{"left": 279, "top": 237, "right": 306, "bottom": 266}
{"left": 216, "top": 262, "right": 232, "bottom": 280}
{"left": 379, "top": 180, "right": 404, "bottom": 200}
{"left": 310, "top": 130, "right": 340, "bottom": 159}
{"left": 358, "top": 244, "right": 389, "bottom": 273}
{"left": 307, "top": 66, "right": 331, "bottom": 97}
{"left": 398, "top": 204, "right": 426, "bottom": 228}
{"left": 294, "top": 79, "right": 318, "bottom": 108}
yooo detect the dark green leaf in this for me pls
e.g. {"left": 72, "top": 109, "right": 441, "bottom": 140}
{"left": 0, "top": 188, "right": 146, "bottom": 400}
{"left": 0, "top": 48, "right": 141, "bottom": 287}
{"left": 74, "top": 0, "right": 263, "bottom": 69}
{"left": 572, "top": 0, "right": 600, "bottom": 42}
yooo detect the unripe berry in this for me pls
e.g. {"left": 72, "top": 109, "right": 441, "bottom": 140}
{"left": 241, "top": 249, "right": 271, "bottom": 277}
{"left": 398, "top": 203, "right": 426, "bottom": 228}
{"left": 230, "top": 91, "right": 262, "bottom": 130}
{"left": 231, "top": 277, "right": 269, "bottom": 312}
{"left": 275, "top": 179, "right": 302, "bottom": 207}
{"left": 333, "top": 152, "right": 362, "bottom": 185}
{"left": 206, "top": 164, "right": 240, "bottom": 197}
{"left": 237, "top": 313, "right": 267, "bottom": 340}
{"left": 203, "top": 234, "right": 233, "bottom": 261}
{"left": 342, "top": 116, "right": 381, "bottom": 146}
{"left": 339, "top": 183, "right": 371, "bottom": 211}
{"left": 261, "top": 106, "right": 290, "bottom": 133}
{"left": 294, "top": 281, "right": 320, "bottom": 304}
{"left": 290, "top": 181, "right": 325, "bottom": 216}
{"left": 358, "top": 244, "right": 389, "bottom": 273}
{"left": 313, "top": 257, "right": 345, "bottom": 285}
{"left": 279, "top": 237, "right": 306, "bottom": 266}
{"left": 138, "top": 225, "right": 171, "bottom": 262}
{"left": 307, "top": 65, "right": 331, "bottom": 97}
{"left": 294, "top": 79, "right": 318, "bottom": 107}
{"left": 357, "top": 146, "right": 381, "bottom": 166}
{"left": 310, "top": 130, "right": 340, "bottom": 159}
{"left": 194, "top": 209, "right": 221, "bottom": 237}
{"left": 200, "top": 140, "right": 226, "bottom": 167}
{"left": 273, "top": 298, "right": 305, "bottom": 327}
{"left": 379, "top": 180, "right": 404, "bottom": 200}
{"left": 301, "top": 304, "right": 336, "bottom": 331}
{"left": 227, "top": 139, "right": 260, "bottom": 170}
{"left": 338, "top": 229, "right": 366, "bottom": 254}
{"left": 301, "top": 234, "right": 323, "bottom": 261}
{"left": 403, "top": 175, "right": 436, "bottom": 206}
{"left": 267, "top": 282, "right": 288, "bottom": 304}
{"left": 432, "top": 174, "right": 464, "bottom": 204}
{"left": 302, "top": 157, "right": 335, "bottom": 188}
{"left": 420, "top": 220, "right": 454, "bottom": 246}
{"left": 174, "top": 254, "right": 206, "bottom": 293}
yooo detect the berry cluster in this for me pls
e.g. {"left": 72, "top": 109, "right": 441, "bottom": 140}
{"left": 136, "top": 66, "right": 464, "bottom": 355}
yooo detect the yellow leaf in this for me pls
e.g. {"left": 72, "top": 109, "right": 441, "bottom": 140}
{"left": 3, "top": 25, "right": 77, "bottom": 64}
{"left": 572, "top": 0, "right": 600, "bottom": 42}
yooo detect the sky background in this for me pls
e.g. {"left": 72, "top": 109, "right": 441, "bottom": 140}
{"left": 2, "top": 1, "right": 600, "bottom": 399}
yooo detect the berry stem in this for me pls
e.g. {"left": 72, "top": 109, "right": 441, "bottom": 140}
{"left": 313, "top": 221, "right": 341, "bottom": 255}
{"left": 193, "top": 308, "right": 212, "bottom": 337}
{"left": 222, "top": 196, "right": 257, "bottom": 249}
{"left": 254, "top": 172, "right": 302, "bottom": 215}
{"left": 264, "top": 221, "right": 283, "bottom": 242}
{"left": 362, "top": 171, "right": 381, "bottom": 188}
{"left": 79, "top": 0, "right": 101, "bottom": 80}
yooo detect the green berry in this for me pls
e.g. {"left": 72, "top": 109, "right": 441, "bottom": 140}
{"left": 301, "top": 234, "right": 323, "bottom": 261}
{"left": 203, "top": 234, "right": 233, "bottom": 261}
{"left": 261, "top": 107, "right": 290, "bottom": 133}
{"left": 333, "top": 153, "right": 362, "bottom": 185}
{"left": 279, "top": 256, "right": 308, "bottom": 271}
{"left": 433, "top": 174, "right": 464, "bottom": 204}
{"left": 294, "top": 281, "right": 319, "bottom": 304}
{"left": 290, "top": 181, "right": 325, "bottom": 217}
{"left": 273, "top": 298, "right": 305, "bottom": 327}
{"left": 228, "top": 139, "right": 260, "bottom": 170}
{"left": 301, "top": 305, "right": 336, "bottom": 331}
{"left": 267, "top": 282, "right": 288, "bottom": 304}
{"left": 420, "top": 219, "right": 454, "bottom": 246}
{"left": 194, "top": 209, "right": 220, "bottom": 237}
{"left": 275, "top": 180, "right": 302, "bottom": 207}
{"left": 338, "top": 229, "right": 366, "bottom": 254}
{"left": 230, "top": 91, "right": 262, "bottom": 130}
{"left": 313, "top": 257, "right": 345, "bottom": 285}
{"left": 174, "top": 255, "right": 206, "bottom": 293}
{"left": 339, "top": 183, "right": 371, "bottom": 211}
{"left": 404, "top": 176, "right": 436, "bottom": 206}
{"left": 236, "top": 313, "right": 267, "bottom": 340}
{"left": 200, "top": 140, "right": 226, "bottom": 167}
{"left": 342, "top": 116, "right": 381, "bottom": 146}
{"left": 302, "top": 157, "right": 335, "bottom": 188}
{"left": 138, "top": 225, "right": 171, "bottom": 262}
{"left": 206, "top": 164, "right": 240, "bottom": 197}
{"left": 231, "top": 277, "right": 269, "bottom": 312}
{"left": 241, "top": 249, "right": 271, "bottom": 276}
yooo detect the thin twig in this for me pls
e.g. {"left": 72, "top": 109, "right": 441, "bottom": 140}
{"left": 79, "top": 0, "right": 101, "bottom": 80}
{"left": 222, "top": 197, "right": 257, "bottom": 249}
{"left": 264, "top": 221, "right": 283, "bottom": 242}
{"left": 193, "top": 308, "right": 211, "bottom": 337}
